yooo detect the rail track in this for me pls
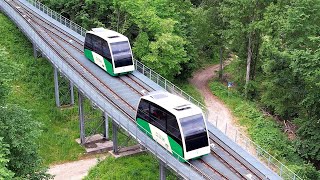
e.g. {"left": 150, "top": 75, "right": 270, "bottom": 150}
{"left": 14, "top": 2, "right": 153, "bottom": 96}
{"left": 5, "top": 1, "right": 269, "bottom": 179}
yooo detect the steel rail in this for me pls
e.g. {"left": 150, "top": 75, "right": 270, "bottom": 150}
{"left": 8, "top": 0, "right": 136, "bottom": 117}
{"left": 197, "top": 159, "right": 228, "bottom": 180}
{"left": 5, "top": 1, "right": 272, "bottom": 179}
{"left": 209, "top": 133, "right": 266, "bottom": 180}
{"left": 2, "top": 1, "right": 213, "bottom": 179}
{"left": 13, "top": 0, "right": 147, "bottom": 99}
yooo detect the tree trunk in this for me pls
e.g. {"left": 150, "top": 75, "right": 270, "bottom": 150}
{"left": 219, "top": 47, "right": 223, "bottom": 81}
{"left": 245, "top": 34, "right": 253, "bottom": 95}
{"left": 117, "top": 8, "right": 120, "bottom": 32}
{"left": 251, "top": 33, "right": 260, "bottom": 81}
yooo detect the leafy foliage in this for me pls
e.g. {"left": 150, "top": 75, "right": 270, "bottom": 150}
{"left": 258, "top": 1, "right": 320, "bottom": 167}
{"left": 0, "top": 105, "right": 50, "bottom": 179}
{"left": 6, "top": 0, "right": 320, "bottom": 177}
{"left": 0, "top": 13, "right": 52, "bottom": 179}
{"left": 0, "top": 137, "right": 14, "bottom": 180}
{"left": 210, "top": 82, "right": 320, "bottom": 179}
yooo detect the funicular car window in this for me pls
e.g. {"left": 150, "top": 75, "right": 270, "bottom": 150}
{"left": 102, "top": 41, "right": 111, "bottom": 61}
{"left": 110, "top": 41, "right": 133, "bottom": 68}
{"left": 167, "top": 113, "right": 181, "bottom": 142}
{"left": 180, "top": 114, "right": 206, "bottom": 137}
{"left": 180, "top": 114, "right": 208, "bottom": 151}
{"left": 137, "top": 99, "right": 149, "bottom": 122}
{"left": 92, "top": 35, "right": 102, "bottom": 55}
{"left": 84, "top": 33, "right": 93, "bottom": 50}
{"left": 150, "top": 103, "right": 166, "bottom": 132}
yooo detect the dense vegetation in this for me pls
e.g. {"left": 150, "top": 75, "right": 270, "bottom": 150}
{"left": 40, "top": 0, "right": 320, "bottom": 177}
{"left": 1, "top": 0, "right": 319, "bottom": 178}
{"left": 0, "top": 11, "right": 193, "bottom": 179}
{"left": 0, "top": 14, "right": 50, "bottom": 179}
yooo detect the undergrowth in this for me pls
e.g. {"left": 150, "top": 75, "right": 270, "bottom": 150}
{"left": 86, "top": 153, "right": 176, "bottom": 179}
{"left": 209, "top": 81, "right": 319, "bottom": 179}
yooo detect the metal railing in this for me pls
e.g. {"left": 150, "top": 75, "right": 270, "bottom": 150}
{"left": 27, "top": 0, "right": 86, "bottom": 36}
{"left": 134, "top": 60, "right": 208, "bottom": 114}
{"left": 25, "top": 0, "right": 208, "bottom": 115}
{"left": 212, "top": 117, "right": 301, "bottom": 180}
{"left": 0, "top": 1, "right": 206, "bottom": 179}
{"left": 19, "top": 0, "right": 301, "bottom": 179}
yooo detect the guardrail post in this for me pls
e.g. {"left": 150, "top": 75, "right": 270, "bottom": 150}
{"left": 78, "top": 92, "right": 85, "bottom": 144}
{"left": 215, "top": 116, "right": 218, "bottom": 127}
{"left": 103, "top": 112, "right": 109, "bottom": 140}
{"left": 224, "top": 122, "right": 227, "bottom": 134}
{"left": 159, "top": 160, "right": 166, "bottom": 180}
{"left": 112, "top": 120, "right": 118, "bottom": 154}
{"left": 54, "top": 67, "right": 60, "bottom": 107}
{"left": 234, "top": 130, "right": 238, "bottom": 143}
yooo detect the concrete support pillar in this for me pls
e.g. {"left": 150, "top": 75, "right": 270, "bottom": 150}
{"left": 33, "top": 43, "right": 39, "bottom": 58}
{"left": 103, "top": 112, "right": 109, "bottom": 140}
{"left": 159, "top": 160, "right": 166, "bottom": 180}
{"left": 78, "top": 92, "right": 85, "bottom": 144}
{"left": 112, "top": 120, "right": 118, "bottom": 154}
{"left": 54, "top": 67, "right": 60, "bottom": 107}
{"left": 70, "top": 81, "right": 74, "bottom": 105}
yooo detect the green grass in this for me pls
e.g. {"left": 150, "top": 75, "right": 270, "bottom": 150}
{"left": 0, "top": 12, "right": 182, "bottom": 179}
{"left": 0, "top": 12, "right": 83, "bottom": 165}
{"left": 174, "top": 80, "right": 204, "bottom": 104}
{"left": 209, "top": 80, "right": 319, "bottom": 178}
{"left": 86, "top": 153, "right": 177, "bottom": 179}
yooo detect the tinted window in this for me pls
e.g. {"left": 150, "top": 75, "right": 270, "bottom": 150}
{"left": 92, "top": 35, "right": 102, "bottom": 55}
{"left": 167, "top": 113, "right": 181, "bottom": 142}
{"left": 110, "top": 41, "right": 133, "bottom": 67}
{"left": 150, "top": 104, "right": 166, "bottom": 132}
{"left": 137, "top": 99, "right": 149, "bottom": 122}
{"left": 180, "top": 114, "right": 206, "bottom": 138}
{"left": 180, "top": 114, "right": 208, "bottom": 152}
{"left": 102, "top": 41, "right": 111, "bottom": 62}
{"left": 84, "top": 33, "right": 93, "bottom": 50}
{"left": 185, "top": 132, "right": 208, "bottom": 151}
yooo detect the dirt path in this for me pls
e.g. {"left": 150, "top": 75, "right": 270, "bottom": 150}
{"left": 48, "top": 62, "right": 249, "bottom": 180}
{"left": 189, "top": 64, "right": 235, "bottom": 125}
{"left": 48, "top": 156, "right": 105, "bottom": 180}
{"left": 189, "top": 62, "right": 250, "bottom": 148}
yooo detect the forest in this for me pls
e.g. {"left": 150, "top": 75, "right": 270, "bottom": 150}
{"left": 0, "top": 0, "right": 319, "bottom": 179}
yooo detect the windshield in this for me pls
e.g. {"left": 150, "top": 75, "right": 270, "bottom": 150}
{"left": 180, "top": 114, "right": 206, "bottom": 138}
{"left": 110, "top": 41, "right": 133, "bottom": 67}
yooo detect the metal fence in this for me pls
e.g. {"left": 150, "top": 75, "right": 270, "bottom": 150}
{"left": 26, "top": 0, "right": 208, "bottom": 115}
{"left": 21, "top": 0, "right": 301, "bottom": 179}
{"left": 27, "top": 0, "right": 86, "bottom": 36}
{"left": 211, "top": 117, "right": 301, "bottom": 180}
{"left": 134, "top": 60, "right": 208, "bottom": 115}
{"left": 0, "top": 1, "right": 207, "bottom": 179}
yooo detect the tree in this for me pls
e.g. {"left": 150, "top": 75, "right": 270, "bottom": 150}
{"left": 259, "top": 0, "right": 320, "bottom": 169}
{"left": 116, "top": 0, "right": 193, "bottom": 80}
{"left": 0, "top": 138, "right": 14, "bottom": 180}
{"left": 0, "top": 105, "right": 50, "bottom": 179}
{"left": 191, "top": 0, "right": 226, "bottom": 79}
{"left": 220, "top": 0, "right": 271, "bottom": 96}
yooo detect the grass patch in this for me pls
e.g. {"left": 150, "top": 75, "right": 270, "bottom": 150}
{"left": 0, "top": 12, "right": 182, "bottom": 179}
{"left": 174, "top": 80, "right": 204, "bottom": 104}
{"left": 86, "top": 153, "right": 176, "bottom": 179}
{"left": 0, "top": 12, "right": 83, "bottom": 165}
